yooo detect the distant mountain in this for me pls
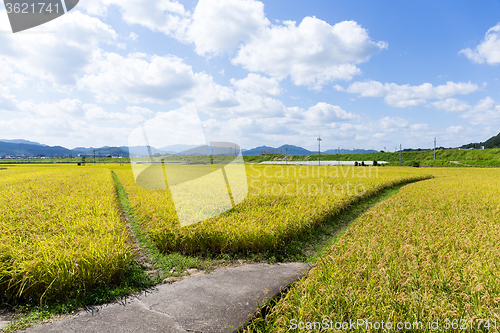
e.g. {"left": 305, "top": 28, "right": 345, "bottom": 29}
{"left": 0, "top": 140, "right": 129, "bottom": 157}
{"left": 0, "top": 141, "right": 71, "bottom": 156}
{"left": 242, "top": 145, "right": 276, "bottom": 155}
{"left": 175, "top": 145, "right": 211, "bottom": 156}
{"left": 160, "top": 144, "right": 200, "bottom": 154}
{"left": 278, "top": 144, "right": 312, "bottom": 155}
{"left": 0, "top": 139, "right": 47, "bottom": 146}
{"left": 0, "top": 139, "right": 381, "bottom": 158}
{"left": 242, "top": 145, "right": 377, "bottom": 156}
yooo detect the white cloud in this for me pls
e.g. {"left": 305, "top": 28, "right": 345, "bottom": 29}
{"left": 0, "top": 10, "right": 118, "bottom": 85}
{"left": 18, "top": 99, "right": 85, "bottom": 118}
{"left": 428, "top": 96, "right": 500, "bottom": 126}
{"left": 429, "top": 98, "right": 471, "bottom": 112}
{"left": 76, "top": 51, "right": 287, "bottom": 118}
{"left": 80, "top": 0, "right": 385, "bottom": 90}
{"left": 0, "top": 85, "right": 18, "bottom": 111}
{"left": 446, "top": 125, "right": 464, "bottom": 135}
{"left": 338, "top": 80, "right": 479, "bottom": 107}
{"left": 409, "top": 123, "right": 429, "bottom": 131}
{"left": 232, "top": 18, "right": 387, "bottom": 89}
{"left": 78, "top": 52, "right": 198, "bottom": 104}
{"left": 17, "top": 99, "right": 147, "bottom": 124}
{"left": 129, "top": 32, "right": 139, "bottom": 41}
{"left": 201, "top": 102, "right": 366, "bottom": 148}
{"left": 187, "top": 0, "right": 269, "bottom": 56}
{"left": 304, "top": 102, "right": 360, "bottom": 123}
{"left": 214, "top": 89, "right": 286, "bottom": 117}
{"left": 80, "top": 0, "right": 190, "bottom": 39}
{"left": 231, "top": 74, "right": 282, "bottom": 96}
{"left": 459, "top": 23, "right": 500, "bottom": 65}
{"left": 379, "top": 117, "right": 408, "bottom": 132}
{"left": 461, "top": 97, "right": 500, "bottom": 125}
{"left": 2, "top": 98, "right": 158, "bottom": 148}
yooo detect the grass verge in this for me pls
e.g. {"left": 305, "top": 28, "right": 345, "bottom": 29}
{"left": 111, "top": 171, "right": 209, "bottom": 282}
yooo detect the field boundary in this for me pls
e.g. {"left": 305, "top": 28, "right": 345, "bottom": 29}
{"left": 111, "top": 172, "right": 162, "bottom": 280}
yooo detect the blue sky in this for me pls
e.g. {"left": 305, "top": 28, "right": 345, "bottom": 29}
{"left": 0, "top": 0, "right": 499, "bottom": 151}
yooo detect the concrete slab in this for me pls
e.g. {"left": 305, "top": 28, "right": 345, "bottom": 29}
{"left": 0, "top": 310, "right": 13, "bottom": 330}
{"left": 21, "top": 262, "right": 310, "bottom": 333}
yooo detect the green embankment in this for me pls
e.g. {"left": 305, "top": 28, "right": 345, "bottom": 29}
{"left": 243, "top": 148, "right": 500, "bottom": 167}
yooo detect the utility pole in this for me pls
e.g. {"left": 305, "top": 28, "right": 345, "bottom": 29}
{"left": 434, "top": 137, "right": 436, "bottom": 161}
{"left": 317, "top": 136, "right": 322, "bottom": 166}
{"left": 399, "top": 144, "right": 402, "bottom": 166}
{"left": 93, "top": 149, "right": 95, "bottom": 166}
{"left": 286, "top": 147, "right": 288, "bottom": 165}
{"left": 338, "top": 147, "right": 340, "bottom": 165}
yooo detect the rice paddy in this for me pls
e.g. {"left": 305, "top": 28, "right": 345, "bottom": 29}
{"left": 2, "top": 161, "right": 499, "bottom": 333}
{"left": 113, "top": 164, "right": 431, "bottom": 254}
{"left": 246, "top": 168, "right": 500, "bottom": 332}
{"left": 0, "top": 166, "right": 133, "bottom": 303}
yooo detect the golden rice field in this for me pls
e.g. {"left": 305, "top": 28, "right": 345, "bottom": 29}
{"left": 113, "top": 164, "right": 431, "bottom": 254}
{"left": 0, "top": 166, "right": 133, "bottom": 303}
{"left": 248, "top": 168, "right": 500, "bottom": 332}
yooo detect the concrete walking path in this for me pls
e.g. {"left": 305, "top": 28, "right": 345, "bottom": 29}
{"left": 20, "top": 262, "right": 310, "bottom": 333}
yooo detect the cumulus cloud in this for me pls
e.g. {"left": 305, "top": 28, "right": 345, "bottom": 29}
{"left": 428, "top": 96, "right": 500, "bottom": 125}
{"left": 409, "top": 123, "right": 429, "bottom": 131}
{"left": 201, "top": 102, "right": 365, "bottom": 148}
{"left": 379, "top": 117, "right": 409, "bottom": 132}
{"left": 76, "top": 50, "right": 288, "bottom": 118}
{"left": 459, "top": 23, "right": 500, "bottom": 65}
{"left": 231, "top": 74, "right": 282, "bottom": 96}
{"left": 0, "top": 85, "right": 19, "bottom": 111}
{"left": 79, "top": 0, "right": 386, "bottom": 90}
{"left": 337, "top": 80, "right": 479, "bottom": 107}
{"left": 79, "top": 0, "right": 191, "bottom": 39}
{"left": 19, "top": 99, "right": 85, "bottom": 118}
{"left": 186, "top": 0, "right": 269, "bottom": 56}
{"left": 461, "top": 97, "right": 500, "bottom": 125}
{"left": 17, "top": 99, "right": 150, "bottom": 125}
{"left": 446, "top": 125, "right": 464, "bottom": 135}
{"left": 232, "top": 18, "right": 387, "bottom": 89}
{"left": 78, "top": 52, "right": 198, "bottom": 104}
{"left": 2, "top": 98, "right": 159, "bottom": 148}
{"left": 0, "top": 10, "right": 118, "bottom": 85}
{"left": 429, "top": 98, "right": 471, "bottom": 112}
{"left": 304, "top": 102, "right": 360, "bottom": 123}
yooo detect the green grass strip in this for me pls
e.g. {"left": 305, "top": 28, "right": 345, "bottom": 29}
{"left": 111, "top": 171, "right": 205, "bottom": 282}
